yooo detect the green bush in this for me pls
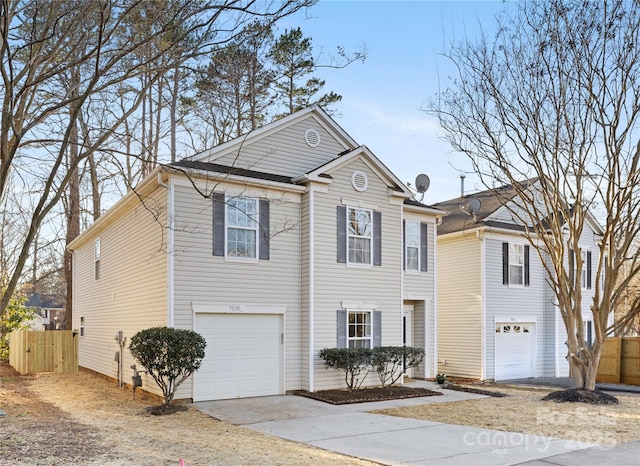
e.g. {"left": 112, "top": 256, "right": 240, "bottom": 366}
{"left": 129, "top": 327, "right": 206, "bottom": 405}
{"left": 372, "top": 346, "right": 425, "bottom": 387}
{"left": 0, "top": 289, "right": 35, "bottom": 361}
{"left": 318, "top": 347, "right": 372, "bottom": 391}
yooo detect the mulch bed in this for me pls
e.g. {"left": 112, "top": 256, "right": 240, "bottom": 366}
{"left": 294, "top": 386, "right": 443, "bottom": 405}
{"left": 542, "top": 388, "right": 619, "bottom": 405}
{"left": 442, "top": 383, "right": 509, "bottom": 397}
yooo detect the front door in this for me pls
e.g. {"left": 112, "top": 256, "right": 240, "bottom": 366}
{"left": 402, "top": 305, "right": 414, "bottom": 377}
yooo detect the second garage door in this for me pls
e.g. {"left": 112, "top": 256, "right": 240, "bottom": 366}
{"left": 494, "top": 322, "right": 535, "bottom": 380}
{"left": 193, "top": 313, "right": 282, "bottom": 401}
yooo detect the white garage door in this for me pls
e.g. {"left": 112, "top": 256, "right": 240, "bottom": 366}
{"left": 193, "top": 313, "right": 282, "bottom": 401}
{"left": 494, "top": 323, "right": 535, "bottom": 380}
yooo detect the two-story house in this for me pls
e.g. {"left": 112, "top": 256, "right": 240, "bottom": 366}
{"left": 433, "top": 181, "right": 604, "bottom": 381}
{"left": 68, "top": 105, "right": 446, "bottom": 401}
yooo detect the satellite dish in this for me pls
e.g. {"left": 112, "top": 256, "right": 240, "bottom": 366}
{"left": 415, "top": 174, "right": 430, "bottom": 193}
{"left": 468, "top": 197, "right": 481, "bottom": 215}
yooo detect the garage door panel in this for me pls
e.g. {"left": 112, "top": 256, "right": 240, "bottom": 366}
{"left": 495, "top": 323, "right": 535, "bottom": 380}
{"left": 193, "top": 314, "right": 282, "bottom": 401}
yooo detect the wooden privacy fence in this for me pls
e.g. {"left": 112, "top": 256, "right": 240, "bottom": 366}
{"left": 596, "top": 337, "right": 640, "bottom": 385}
{"left": 8, "top": 330, "right": 78, "bottom": 375}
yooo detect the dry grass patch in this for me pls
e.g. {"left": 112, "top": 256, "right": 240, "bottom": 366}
{"left": 1, "top": 363, "right": 375, "bottom": 466}
{"left": 373, "top": 384, "right": 640, "bottom": 447}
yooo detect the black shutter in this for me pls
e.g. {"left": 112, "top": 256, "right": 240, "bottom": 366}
{"left": 337, "top": 310, "right": 347, "bottom": 348}
{"left": 212, "top": 192, "right": 225, "bottom": 256}
{"left": 259, "top": 199, "right": 270, "bottom": 260}
{"left": 524, "top": 245, "right": 530, "bottom": 286}
{"left": 372, "top": 311, "right": 382, "bottom": 347}
{"left": 420, "top": 223, "right": 428, "bottom": 272}
{"left": 402, "top": 220, "right": 406, "bottom": 271}
{"left": 587, "top": 251, "right": 592, "bottom": 289}
{"left": 337, "top": 206, "right": 347, "bottom": 263}
{"left": 373, "top": 211, "right": 382, "bottom": 266}
{"left": 502, "top": 242, "right": 509, "bottom": 285}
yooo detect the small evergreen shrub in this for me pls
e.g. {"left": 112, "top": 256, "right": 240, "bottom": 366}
{"left": 372, "top": 346, "right": 425, "bottom": 387}
{"left": 129, "top": 327, "right": 206, "bottom": 405}
{"left": 318, "top": 347, "right": 372, "bottom": 390}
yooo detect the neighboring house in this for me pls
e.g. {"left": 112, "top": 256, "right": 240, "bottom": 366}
{"left": 24, "top": 293, "right": 65, "bottom": 330}
{"left": 68, "top": 105, "right": 446, "bottom": 401}
{"left": 433, "top": 181, "right": 603, "bottom": 381}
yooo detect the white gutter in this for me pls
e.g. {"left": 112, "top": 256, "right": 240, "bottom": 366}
{"left": 308, "top": 187, "right": 315, "bottom": 392}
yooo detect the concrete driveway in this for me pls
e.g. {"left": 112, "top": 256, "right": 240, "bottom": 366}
{"left": 193, "top": 380, "right": 602, "bottom": 465}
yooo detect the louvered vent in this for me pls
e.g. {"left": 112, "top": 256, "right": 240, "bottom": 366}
{"left": 305, "top": 128, "right": 320, "bottom": 147}
{"left": 351, "top": 170, "right": 368, "bottom": 192}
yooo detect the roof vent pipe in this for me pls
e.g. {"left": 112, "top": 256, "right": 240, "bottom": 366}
{"left": 460, "top": 175, "right": 465, "bottom": 198}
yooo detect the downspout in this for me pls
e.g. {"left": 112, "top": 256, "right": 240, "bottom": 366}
{"left": 157, "top": 173, "right": 175, "bottom": 327}
{"left": 308, "top": 187, "right": 315, "bottom": 392}
{"left": 432, "top": 220, "right": 438, "bottom": 379}
{"left": 479, "top": 230, "right": 487, "bottom": 380}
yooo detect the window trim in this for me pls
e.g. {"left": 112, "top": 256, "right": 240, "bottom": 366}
{"left": 94, "top": 238, "right": 101, "bottom": 280}
{"left": 347, "top": 206, "right": 373, "bottom": 266}
{"left": 225, "top": 196, "right": 259, "bottom": 260}
{"left": 405, "top": 221, "right": 420, "bottom": 272}
{"left": 347, "top": 310, "right": 372, "bottom": 349}
{"left": 508, "top": 243, "right": 525, "bottom": 287}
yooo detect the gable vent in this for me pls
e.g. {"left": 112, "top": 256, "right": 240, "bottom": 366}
{"left": 305, "top": 128, "right": 320, "bottom": 147}
{"left": 351, "top": 170, "right": 368, "bottom": 192}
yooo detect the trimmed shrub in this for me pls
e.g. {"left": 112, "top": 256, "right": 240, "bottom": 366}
{"left": 318, "top": 347, "right": 372, "bottom": 390}
{"left": 129, "top": 327, "right": 206, "bottom": 405}
{"left": 372, "top": 346, "right": 425, "bottom": 387}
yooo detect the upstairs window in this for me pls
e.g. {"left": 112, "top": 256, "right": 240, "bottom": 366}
{"left": 226, "top": 197, "right": 258, "bottom": 258}
{"left": 94, "top": 238, "right": 101, "bottom": 280}
{"left": 509, "top": 244, "right": 524, "bottom": 285}
{"left": 569, "top": 249, "right": 592, "bottom": 289}
{"left": 405, "top": 221, "right": 420, "bottom": 271}
{"left": 212, "top": 193, "right": 270, "bottom": 260}
{"left": 348, "top": 207, "right": 372, "bottom": 264}
{"left": 337, "top": 206, "right": 381, "bottom": 266}
{"left": 403, "top": 220, "right": 428, "bottom": 272}
{"left": 502, "top": 242, "right": 530, "bottom": 286}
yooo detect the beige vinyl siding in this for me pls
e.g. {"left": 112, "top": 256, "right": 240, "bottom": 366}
{"left": 212, "top": 117, "right": 347, "bottom": 177}
{"left": 403, "top": 218, "right": 436, "bottom": 297}
{"left": 73, "top": 187, "right": 168, "bottom": 398}
{"left": 483, "top": 235, "right": 547, "bottom": 380}
{"left": 311, "top": 158, "right": 403, "bottom": 390}
{"left": 171, "top": 179, "right": 302, "bottom": 397}
{"left": 437, "top": 237, "right": 482, "bottom": 379}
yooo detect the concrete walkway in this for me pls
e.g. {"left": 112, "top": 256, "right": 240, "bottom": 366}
{"left": 501, "top": 376, "right": 640, "bottom": 395}
{"left": 193, "top": 380, "right": 607, "bottom": 465}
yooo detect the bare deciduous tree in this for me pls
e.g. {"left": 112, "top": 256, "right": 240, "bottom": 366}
{"left": 427, "top": 0, "right": 640, "bottom": 391}
{"left": 0, "top": 0, "right": 313, "bottom": 323}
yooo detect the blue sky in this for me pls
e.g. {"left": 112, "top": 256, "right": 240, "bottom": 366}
{"left": 282, "top": 0, "right": 512, "bottom": 204}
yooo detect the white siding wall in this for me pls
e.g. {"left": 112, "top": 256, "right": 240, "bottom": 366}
{"left": 403, "top": 216, "right": 437, "bottom": 378}
{"left": 311, "top": 158, "right": 404, "bottom": 390}
{"left": 212, "top": 117, "right": 347, "bottom": 177}
{"left": 437, "top": 236, "right": 483, "bottom": 379}
{"left": 171, "top": 179, "right": 302, "bottom": 398}
{"left": 483, "top": 235, "right": 547, "bottom": 380}
{"left": 73, "top": 187, "right": 169, "bottom": 397}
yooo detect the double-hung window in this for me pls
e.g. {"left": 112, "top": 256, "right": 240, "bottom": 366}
{"left": 213, "top": 193, "right": 270, "bottom": 260}
{"left": 226, "top": 197, "right": 258, "bottom": 258}
{"left": 94, "top": 238, "right": 101, "bottom": 280}
{"left": 502, "top": 242, "right": 530, "bottom": 286}
{"left": 348, "top": 207, "right": 372, "bottom": 264}
{"left": 348, "top": 311, "right": 372, "bottom": 348}
{"left": 509, "top": 244, "right": 524, "bottom": 285}
{"left": 405, "top": 221, "right": 420, "bottom": 271}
